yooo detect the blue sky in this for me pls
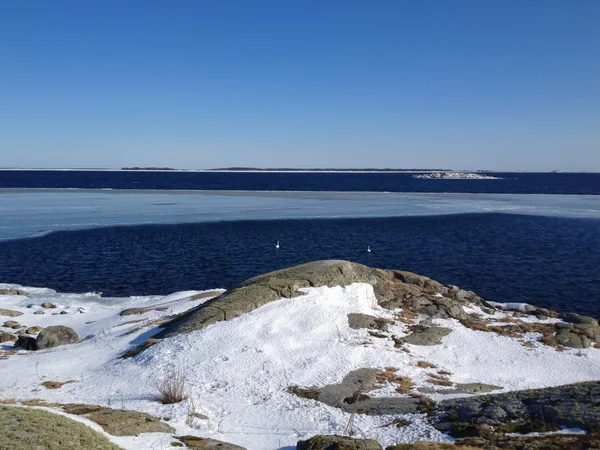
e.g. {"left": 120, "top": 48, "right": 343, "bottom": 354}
{"left": 1, "top": 1, "right": 598, "bottom": 170}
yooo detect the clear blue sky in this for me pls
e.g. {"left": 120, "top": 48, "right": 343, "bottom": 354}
{"left": 1, "top": 0, "right": 598, "bottom": 170}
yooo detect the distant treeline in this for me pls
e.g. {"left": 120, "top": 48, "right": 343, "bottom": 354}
{"left": 121, "top": 167, "right": 179, "bottom": 171}
{"left": 210, "top": 167, "right": 450, "bottom": 172}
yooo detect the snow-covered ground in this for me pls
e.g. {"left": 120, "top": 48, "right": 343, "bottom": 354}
{"left": 1, "top": 189, "right": 600, "bottom": 241}
{"left": 1, "top": 283, "right": 599, "bottom": 449}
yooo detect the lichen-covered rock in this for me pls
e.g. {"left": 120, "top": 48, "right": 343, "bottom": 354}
{"left": 63, "top": 404, "right": 174, "bottom": 436}
{"left": 0, "top": 405, "right": 122, "bottom": 450}
{"left": 36, "top": 325, "right": 79, "bottom": 349}
{"left": 2, "top": 320, "right": 20, "bottom": 328}
{"left": 555, "top": 330, "right": 591, "bottom": 348}
{"left": 297, "top": 435, "right": 383, "bottom": 450}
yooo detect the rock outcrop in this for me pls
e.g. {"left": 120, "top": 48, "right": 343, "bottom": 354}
{"left": 157, "top": 260, "right": 477, "bottom": 338}
{"left": 152, "top": 260, "right": 598, "bottom": 353}
{"left": 435, "top": 381, "right": 600, "bottom": 436}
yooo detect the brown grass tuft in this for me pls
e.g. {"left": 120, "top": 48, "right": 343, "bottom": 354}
{"left": 41, "top": 380, "right": 76, "bottom": 390}
{"left": 416, "top": 360, "right": 437, "bottom": 369}
{"left": 427, "top": 377, "right": 453, "bottom": 387}
{"left": 376, "top": 368, "right": 414, "bottom": 394}
{"left": 395, "top": 309, "right": 417, "bottom": 324}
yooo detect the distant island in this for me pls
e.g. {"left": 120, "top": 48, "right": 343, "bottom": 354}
{"left": 208, "top": 167, "right": 451, "bottom": 172}
{"left": 413, "top": 172, "right": 503, "bottom": 180}
{"left": 121, "top": 167, "right": 179, "bottom": 171}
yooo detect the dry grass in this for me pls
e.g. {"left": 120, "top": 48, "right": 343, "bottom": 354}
{"left": 416, "top": 360, "right": 437, "bottom": 369}
{"left": 460, "top": 319, "right": 569, "bottom": 350}
{"left": 287, "top": 386, "right": 319, "bottom": 400}
{"left": 0, "top": 350, "right": 17, "bottom": 360}
{"left": 6, "top": 399, "right": 62, "bottom": 407}
{"left": 395, "top": 308, "right": 418, "bottom": 324}
{"left": 41, "top": 380, "right": 76, "bottom": 390}
{"left": 427, "top": 377, "right": 453, "bottom": 387}
{"left": 376, "top": 368, "right": 414, "bottom": 394}
{"left": 157, "top": 367, "right": 188, "bottom": 404}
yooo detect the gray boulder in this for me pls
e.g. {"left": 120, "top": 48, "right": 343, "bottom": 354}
{"left": 3, "top": 321, "right": 20, "bottom": 328}
{"left": 36, "top": 326, "right": 79, "bottom": 349}
{"left": 0, "top": 332, "right": 17, "bottom": 343}
{"left": 562, "top": 313, "right": 598, "bottom": 327}
{"left": 0, "top": 288, "right": 28, "bottom": 296}
{"left": 435, "top": 381, "right": 600, "bottom": 435}
{"left": 14, "top": 335, "right": 37, "bottom": 350}
{"left": 41, "top": 302, "right": 56, "bottom": 309}
{"left": 0, "top": 309, "right": 23, "bottom": 317}
{"left": 556, "top": 330, "right": 591, "bottom": 349}
{"left": 297, "top": 435, "right": 383, "bottom": 450}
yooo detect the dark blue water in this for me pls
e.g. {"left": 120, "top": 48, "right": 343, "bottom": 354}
{"left": 1, "top": 170, "right": 600, "bottom": 194}
{"left": 1, "top": 214, "right": 599, "bottom": 317}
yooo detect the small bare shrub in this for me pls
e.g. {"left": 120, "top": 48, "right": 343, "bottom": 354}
{"left": 157, "top": 367, "right": 188, "bottom": 404}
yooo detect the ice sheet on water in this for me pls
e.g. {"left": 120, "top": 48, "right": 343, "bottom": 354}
{"left": 0, "top": 189, "right": 599, "bottom": 241}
